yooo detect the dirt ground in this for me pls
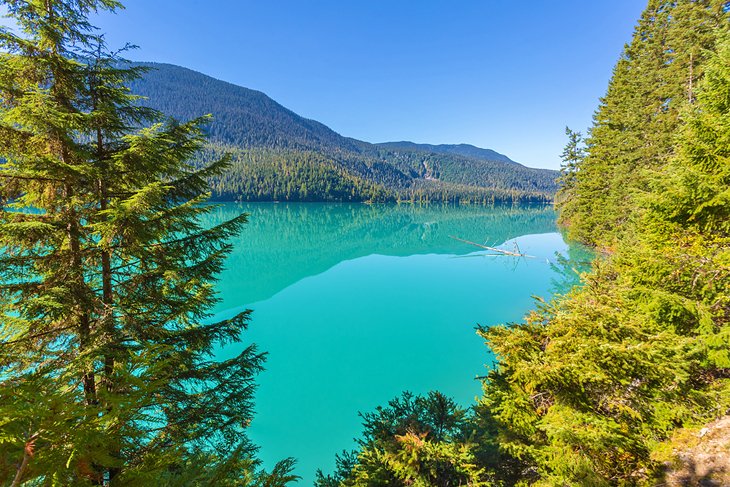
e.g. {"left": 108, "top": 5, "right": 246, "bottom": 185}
{"left": 662, "top": 416, "right": 730, "bottom": 486}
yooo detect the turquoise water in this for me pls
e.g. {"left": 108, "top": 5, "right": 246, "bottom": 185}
{"left": 207, "top": 202, "right": 588, "bottom": 484}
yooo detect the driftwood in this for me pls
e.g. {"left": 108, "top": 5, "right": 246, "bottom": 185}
{"left": 449, "top": 235, "right": 535, "bottom": 258}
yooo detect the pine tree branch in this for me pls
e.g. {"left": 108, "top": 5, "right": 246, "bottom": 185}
{"left": 0, "top": 173, "right": 65, "bottom": 182}
{"left": 2, "top": 324, "right": 76, "bottom": 345}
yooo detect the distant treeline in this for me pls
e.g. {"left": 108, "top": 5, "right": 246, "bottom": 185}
{"left": 199, "top": 144, "right": 555, "bottom": 204}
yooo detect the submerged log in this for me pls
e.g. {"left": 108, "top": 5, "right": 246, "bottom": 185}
{"left": 449, "top": 235, "right": 535, "bottom": 258}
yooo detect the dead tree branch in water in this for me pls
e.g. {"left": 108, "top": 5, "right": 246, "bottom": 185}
{"left": 449, "top": 235, "right": 535, "bottom": 258}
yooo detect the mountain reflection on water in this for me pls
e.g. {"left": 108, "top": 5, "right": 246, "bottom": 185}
{"left": 204, "top": 202, "right": 585, "bottom": 308}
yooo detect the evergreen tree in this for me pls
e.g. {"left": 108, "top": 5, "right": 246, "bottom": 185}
{"left": 558, "top": 0, "right": 729, "bottom": 247}
{"left": 315, "top": 392, "right": 497, "bottom": 487}
{"left": 0, "top": 1, "right": 295, "bottom": 484}
{"left": 478, "top": 26, "right": 730, "bottom": 487}
{"left": 554, "top": 127, "right": 585, "bottom": 206}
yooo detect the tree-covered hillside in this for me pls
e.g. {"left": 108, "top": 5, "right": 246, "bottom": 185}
{"left": 317, "top": 1, "right": 730, "bottom": 485}
{"left": 130, "top": 62, "right": 360, "bottom": 153}
{"left": 376, "top": 141, "right": 519, "bottom": 166}
{"left": 130, "top": 63, "right": 558, "bottom": 203}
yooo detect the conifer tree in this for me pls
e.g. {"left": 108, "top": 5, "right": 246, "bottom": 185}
{"left": 478, "top": 22, "right": 730, "bottom": 487}
{"left": 314, "top": 392, "right": 500, "bottom": 487}
{"left": 554, "top": 127, "right": 584, "bottom": 207}
{"left": 558, "top": 0, "right": 729, "bottom": 247}
{"left": 0, "top": 1, "right": 295, "bottom": 484}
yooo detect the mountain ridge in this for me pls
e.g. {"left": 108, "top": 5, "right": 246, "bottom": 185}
{"left": 130, "top": 62, "right": 558, "bottom": 203}
{"left": 375, "top": 141, "right": 522, "bottom": 167}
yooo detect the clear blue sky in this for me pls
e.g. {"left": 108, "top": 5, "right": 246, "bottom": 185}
{"left": 8, "top": 1, "right": 648, "bottom": 169}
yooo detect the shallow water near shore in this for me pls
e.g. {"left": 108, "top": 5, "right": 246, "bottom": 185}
{"left": 207, "top": 202, "right": 590, "bottom": 484}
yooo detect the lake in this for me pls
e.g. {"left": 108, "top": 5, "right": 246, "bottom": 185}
{"left": 207, "top": 202, "right": 589, "bottom": 484}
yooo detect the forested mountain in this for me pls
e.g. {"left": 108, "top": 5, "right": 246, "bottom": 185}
{"left": 375, "top": 141, "right": 519, "bottom": 166}
{"left": 130, "top": 63, "right": 558, "bottom": 203}
{"left": 129, "top": 62, "right": 360, "bottom": 153}
{"left": 316, "top": 1, "right": 730, "bottom": 486}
